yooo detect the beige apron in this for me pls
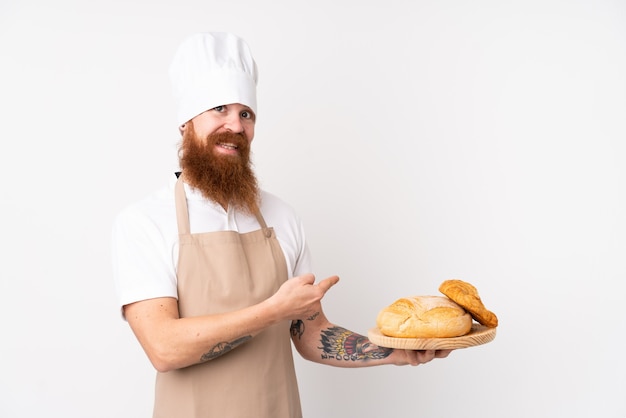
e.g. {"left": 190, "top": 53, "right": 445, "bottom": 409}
{"left": 153, "top": 177, "right": 302, "bottom": 418}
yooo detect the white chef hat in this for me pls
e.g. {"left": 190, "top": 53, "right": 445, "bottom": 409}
{"left": 169, "top": 32, "right": 258, "bottom": 126}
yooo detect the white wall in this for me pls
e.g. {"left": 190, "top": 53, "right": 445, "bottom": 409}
{"left": 1, "top": 0, "right": 624, "bottom": 417}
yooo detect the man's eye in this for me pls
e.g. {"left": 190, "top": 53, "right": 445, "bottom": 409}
{"left": 241, "top": 111, "right": 251, "bottom": 119}
{"left": 212, "top": 105, "right": 225, "bottom": 112}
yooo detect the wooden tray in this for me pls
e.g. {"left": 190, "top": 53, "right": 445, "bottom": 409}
{"left": 368, "top": 323, "right": 497, "bottom": 350}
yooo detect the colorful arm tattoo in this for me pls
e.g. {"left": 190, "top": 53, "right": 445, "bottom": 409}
{"left": 319, "top": 326, "right": 392, "bottom": 362}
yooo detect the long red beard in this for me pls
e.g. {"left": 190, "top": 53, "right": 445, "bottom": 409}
{"left": 178, "top": 122, "right": 260, "bottom": 215}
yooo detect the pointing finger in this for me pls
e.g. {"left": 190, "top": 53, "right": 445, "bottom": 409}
{"left": 317, "top": 275, "right": 340, "bottom": 293}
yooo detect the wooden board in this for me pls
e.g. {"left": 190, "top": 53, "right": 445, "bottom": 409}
{"left": 368, "top": 323, "right": 497, "bottom": 350}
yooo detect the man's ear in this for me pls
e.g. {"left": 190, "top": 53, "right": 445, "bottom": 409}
{"left": 179, "top": 124, "right": 186, "bottom": 135}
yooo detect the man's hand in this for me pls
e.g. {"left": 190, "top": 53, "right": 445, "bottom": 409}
{"left": 395, "top": 349, "right": 453, "bottom": 366}
{"left": 270, "top": 274, "right": 339, "bottom": 320}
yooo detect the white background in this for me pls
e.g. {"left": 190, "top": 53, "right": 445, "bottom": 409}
{"left": 1, "top": 0, "right": 625, "bottom": 417}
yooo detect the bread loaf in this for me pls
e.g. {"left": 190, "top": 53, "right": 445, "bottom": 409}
{"left": 376, "top": 295, "right": 472, "bottom": 338}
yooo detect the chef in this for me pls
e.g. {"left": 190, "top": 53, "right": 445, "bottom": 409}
{"left": 111, "top": 31, "right": 451, "bottom": 418}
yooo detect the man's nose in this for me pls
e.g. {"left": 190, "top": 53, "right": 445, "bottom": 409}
{"left": 224, "top": 113, "right": 244, "bottom": 133}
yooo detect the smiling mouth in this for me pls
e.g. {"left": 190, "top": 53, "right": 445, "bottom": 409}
{"left": 217, "top": 142, "right": 239, "bottom": 151}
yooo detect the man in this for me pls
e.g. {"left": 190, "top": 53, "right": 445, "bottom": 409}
{"left": 112, "top": 32, "right": 450, "bottom": 418}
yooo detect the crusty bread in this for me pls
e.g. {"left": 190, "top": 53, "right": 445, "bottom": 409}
{"left": 376, "top": 295, "right": 472, "bottom": 338}
{"left": 439, "top": 279, "right": 498, "bottom": 328}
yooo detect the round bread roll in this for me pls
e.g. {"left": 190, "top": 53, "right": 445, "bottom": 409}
{"left": 376, "top": 295, "right": 472, "bottom": 338}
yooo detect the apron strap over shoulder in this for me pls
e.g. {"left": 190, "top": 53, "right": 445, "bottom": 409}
{"left": 174, "top": 176, "right": 191, "bottom": 235}
{"left": 254, "top": 212, "right": 272, "bottom": 238}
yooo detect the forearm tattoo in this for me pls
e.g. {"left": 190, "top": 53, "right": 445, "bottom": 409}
{"left": 319, "top": 326, "right": 392, "bottom": 362}
{"left": 307, "top": 312, "right": 319, "bottom": 321}
{"left": 200, "top": 335, "right": 252, "bottom": 362}
{"left": 290, "top": 320, "right": 304, "bottom": 340}
{"left": 290, "top": 312, "right": 321, "bottom": 340}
